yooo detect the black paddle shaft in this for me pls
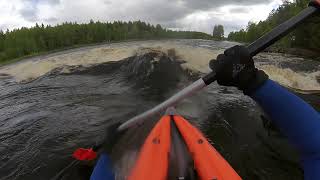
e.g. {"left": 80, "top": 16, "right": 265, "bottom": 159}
{"left": 203, "top": 4, "right": 320, "bottom": 85}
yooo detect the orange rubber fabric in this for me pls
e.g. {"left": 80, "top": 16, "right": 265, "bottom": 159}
{"left": 173, "top": 115, "right": 242, "bottom": 180}
{"left": 128, "top": 116, "right": 171, "bottom": 180}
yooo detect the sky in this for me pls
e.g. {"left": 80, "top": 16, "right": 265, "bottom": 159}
{"left": 0, "top": 0, "right": 287, "bottom": 35}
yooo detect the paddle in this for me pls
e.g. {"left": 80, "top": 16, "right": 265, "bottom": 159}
{"left": 118, "top": 2, "right": 320, "bottom": 131}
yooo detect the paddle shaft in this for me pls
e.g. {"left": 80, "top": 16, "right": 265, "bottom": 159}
{"left": 118, "top": 4, "right": 319, "bottom": 131}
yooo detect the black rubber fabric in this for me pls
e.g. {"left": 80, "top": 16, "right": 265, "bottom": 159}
{"left": 309, "top": 0, "right": 320, "bottom": 8}
{"left": 209, "top": 45, "right": 269, "bottom": 95}
{"left": 243, "top": 70, "right": 269, "bottom": 95}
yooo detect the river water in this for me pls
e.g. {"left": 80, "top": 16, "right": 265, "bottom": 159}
{"left": 0, "top": 39, "right": 319, "bottom": 180}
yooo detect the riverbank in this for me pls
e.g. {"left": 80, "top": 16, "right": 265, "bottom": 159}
{"left": 0, "top": 38, "right": 220, "bottom": 67}
{"left": 0, "top": 39, "right": 148, "bottom": 67}
{"left": 264, "top": 46, "right": 320, "bottom": 60}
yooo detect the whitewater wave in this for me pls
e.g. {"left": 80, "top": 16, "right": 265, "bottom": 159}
{"left": 0, "top": 41, "right": 220, "bottom": 82}
{"left": 0, "top": 40, "right": 319, "bottom": 93}
{"left": 0, "top": 47, "right": 134, "bottom": 82}
{"left": 258, "top": 65, "right": 320, "bottom": 92}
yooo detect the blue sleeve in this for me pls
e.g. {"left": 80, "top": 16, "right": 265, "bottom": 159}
{"left": 90, "top": 154, "right": 115, "bottom": 180}
{"left": 251, "top": 80, "right": 320, "bottom": 180}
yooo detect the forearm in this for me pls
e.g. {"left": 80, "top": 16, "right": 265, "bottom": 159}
{"left": 250, "top": 79, "right": 320, "bottom": 155}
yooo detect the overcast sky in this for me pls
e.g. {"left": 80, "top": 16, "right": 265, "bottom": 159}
{"left": 0, "top": 0, "right": 288, "bottom": 35}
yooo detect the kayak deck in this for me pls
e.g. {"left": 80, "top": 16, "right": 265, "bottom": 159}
{"left": 128, "top": 116, "right": 171, "bottom": 180}
{"left": 129, "top": 115, "right": 241, "bottom": 180}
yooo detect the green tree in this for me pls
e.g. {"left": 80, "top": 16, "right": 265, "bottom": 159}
{"left": 228, "top": 0, "right": 320, "bottom": 52}
{"left": 213, "top": 25, "right": 224, "bottom": 40}
{"left": 0, "top": 21, "right": 212, "bottom": 63}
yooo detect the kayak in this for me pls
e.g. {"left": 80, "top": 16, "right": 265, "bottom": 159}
{"left": 128, "top": 109, "right": 241, "bottom": 180}
{"left": 129, "top": 108, "right": 242, "bottom": 180}
{"left": 90, "top": 108, "right": 241, "bottom": 180}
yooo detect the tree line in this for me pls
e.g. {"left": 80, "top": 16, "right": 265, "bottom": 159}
{"left": 0, "top": 21, "right": 212, "bottom": 63}
{"left": 228, "top": 0, "right": 320, "bottom": 51}
{"left": 212, "top": 25, "right": 224, "bottom": 40}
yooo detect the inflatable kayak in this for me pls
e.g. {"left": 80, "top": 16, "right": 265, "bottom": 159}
{"left": 91, "top": 108, "right": 241, "bottom": 180}
{"left": 129, "top": 111, "right": 241, "bottom": 180}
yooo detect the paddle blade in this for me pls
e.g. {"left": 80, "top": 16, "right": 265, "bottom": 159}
{"left": 73, "top": 148, "right": 97, "bottom": 161}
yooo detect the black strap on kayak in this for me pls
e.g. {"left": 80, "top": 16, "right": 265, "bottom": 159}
{"left": 203, "top": 4, "right": 320, "bottom": 85}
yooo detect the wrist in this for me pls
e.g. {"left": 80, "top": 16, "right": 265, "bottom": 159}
{"left": 243, "top": 70, "right": 269, "bottom": 95}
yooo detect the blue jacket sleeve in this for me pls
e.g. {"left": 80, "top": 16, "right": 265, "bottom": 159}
{"left": 251, "top": 79, "right": 320, "bottom": 180}
{"left": 90, "top": 154, "right": 115, "bottom": 180}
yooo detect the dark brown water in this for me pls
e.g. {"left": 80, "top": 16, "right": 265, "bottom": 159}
{"left": 0, "top": 40, "right": 319, "bottom": 180}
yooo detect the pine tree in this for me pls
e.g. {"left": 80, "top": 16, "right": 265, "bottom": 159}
{"left": 0, "top": 21, "right": 212, "bottom": 63}
{"left": 213, "top": 25, "right": 224, "bottom": 40}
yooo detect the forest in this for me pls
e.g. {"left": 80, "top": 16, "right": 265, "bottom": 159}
{"left": 0, "top": 21, "right": 212, "bottom": 63}
{"left": 228, "top": 0, "right": 320, "bottom": 52}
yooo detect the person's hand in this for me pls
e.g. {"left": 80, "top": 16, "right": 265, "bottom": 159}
{"left": 209, "top": 45, "right": 268, "bottom": 95}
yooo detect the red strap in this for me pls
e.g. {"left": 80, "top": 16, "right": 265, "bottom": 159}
{"left": 73, "top": 148, "right": 97, "bottom": 161}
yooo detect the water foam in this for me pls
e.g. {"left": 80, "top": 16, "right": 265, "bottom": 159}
{"left": 0, "top": 41, "right": 219, "bottom": 82}
{"left": 0, "top": 47, "right": 134, "bottom": 82}
{"left": 259, "top": 65, "right": 320, "bottom": 92}
{"left": 0, "top": 40, "right": 319, "bottom": 92}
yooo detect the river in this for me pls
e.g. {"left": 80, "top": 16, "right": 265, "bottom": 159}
{"left": 0, "top": 39, "right": 319, "bottom": 180}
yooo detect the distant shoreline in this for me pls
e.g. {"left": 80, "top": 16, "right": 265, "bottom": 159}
{"left": 0, "top": 39, "right": 139, "bottom": 67}
{"left": 2, "top": 39, "right": 319, "bottom": 68}
{"left": 264, "top": 47, "right": 320, "bottom": 61}
{"left": 0, "top": 38, "right": 184, "bottom": 67}
{"left": 0, "top": 38, "right": 232, "bottom": 67}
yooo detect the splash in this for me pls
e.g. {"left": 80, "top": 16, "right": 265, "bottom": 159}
{"left": 259, "top": 65, "right": 320, "bottom": 92}
{"left": 133, "top": 44, "right": 221, "bottom": 73}
{"left": 0, "top": 41, "right": 220, "bottom": 82}
{"left": 0, "top": 40, "right": 319, "bottom": 92}
{"left": 0, "top": 47, "right": 134, "bottom": 82}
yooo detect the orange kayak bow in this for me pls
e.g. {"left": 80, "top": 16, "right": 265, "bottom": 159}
{"left": 129, "top": 112, "right": 241, "bottom": 180}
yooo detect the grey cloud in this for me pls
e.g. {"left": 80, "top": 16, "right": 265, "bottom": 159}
{"left": 12, "top": 0, "right": 278, "bottom": 34}
{"left": 103, "top": 0, "right": 112, "bottom": 5}
{"left": 170, "top": 11, "right": 249, "bottom": 35}
{"left": 120, "top": 0, "right": 274, "bottom": 27}
{"left": 23, "top": 0, "right": 61, "bottom": 5}
{"left": 102, "top": 0, "right": 273, "bottom": 26}
{"left": 19, "top": 0, "right": 61, "bottom": 22}
{"left": 181, "top": 0, "right": 274, "bottom": 11}
{"left": 121, "top": 0, "right": 192, "bottom": 23}
{"left": 44, "top": 0, "right": 61, "bottom": 5}
{"left": 19, "top": 1, "right": 38, "bottom": 22}
{"left": 20, "top": 8, "right": 38, "bottom": 21}
{"left": 229, "top": 7, "right": 250, "bottom": 13}
{"left": 44, "top": 17, "right": 59, "bottom": 23}
{"left": 137, "top": 0, "right": 274, "bottom": 34}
